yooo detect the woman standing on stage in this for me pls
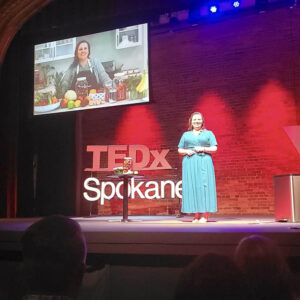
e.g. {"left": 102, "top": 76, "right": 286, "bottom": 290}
{"left": 178, "top": 112, "right": 218, "bottom": 223}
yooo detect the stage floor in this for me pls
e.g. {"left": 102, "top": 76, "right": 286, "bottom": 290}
{"left": 1, "top": 215, "right": 300, "bottom": 257}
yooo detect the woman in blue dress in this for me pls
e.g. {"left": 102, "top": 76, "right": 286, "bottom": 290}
{"left": 178, "top": 112, "right": 218, "bottom": 223}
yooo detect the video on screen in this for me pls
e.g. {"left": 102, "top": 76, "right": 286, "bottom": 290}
{"left": 33, "top": 23, "right": 149, "bottom": 115}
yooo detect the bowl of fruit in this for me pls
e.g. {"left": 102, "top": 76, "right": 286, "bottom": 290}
{"left": 34, "top": 91, "right": 60, "bottom": 113}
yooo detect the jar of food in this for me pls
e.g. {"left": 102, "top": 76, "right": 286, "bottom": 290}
{"left": 75, "top": 77, "right": 89, "bottom": 98}
{"left": 114, "top": 73, "right": 127, "bottom": 101}
{"left": 123, "top": 157, "right": 133, "bottom": 174}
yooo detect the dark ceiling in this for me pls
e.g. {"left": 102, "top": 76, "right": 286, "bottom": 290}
{"left": 21, "top": 0, "right": 203, "bottom": 37}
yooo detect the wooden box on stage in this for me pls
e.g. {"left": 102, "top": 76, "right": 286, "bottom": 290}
{"left": 274, "top": 174, "right": 300, "bottom": 222}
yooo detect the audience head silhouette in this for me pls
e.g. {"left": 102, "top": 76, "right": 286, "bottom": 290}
{"left": 234, "top": 234, "right": 293, "bottom": 300}
{"left": 21, "top": 215, "right": 87, "bottom": 299}
{"left": 175, "top": 253, "right": 246, "bottom": 300}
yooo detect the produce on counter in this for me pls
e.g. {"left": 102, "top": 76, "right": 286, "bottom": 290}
{"left": 136, "top": 72, "right": 148, "bottom": 93}
{"left": 124, "top": 74, "right": 146, "bottom": 100}
{"left": 35, "top": 88, "right": 112, "bottom": 110}
{"left": 60, "top": 98, "right": 68, "bottom": 108}
{"left": 64, "top": 90, "right": 77, "bottom": 101}
{"left": 51, "top": 96, "right": 59, "bottom": 104}
{"left": 80, "top": 97, "right": 89, "bottom": 107}
{"left": 34, "top": 91, "right": 42, "bottom": 106}
{"left": 34, "top": 91, "right": 52, "bottom": 106}
{"left": 74, "top": 100, "right": 81, "bottom": 108}
{"left": 67, "top": 101, "right": 75, "bottom": 109}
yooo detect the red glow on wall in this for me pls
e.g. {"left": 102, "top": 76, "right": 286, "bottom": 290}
{"left": 247, "top": 80, "right": 297, "bottom": 130}
{"left": 246, "top": 80, "right": 299, "bottom": 168}
{"left": 192, "top": 91, "right": 242, "bottom": 212}
{"left": 114, "top": 105, "right": 164, "bottom": 147}
{"left": 193, "top": 91, "right": 236, "bottom": 149}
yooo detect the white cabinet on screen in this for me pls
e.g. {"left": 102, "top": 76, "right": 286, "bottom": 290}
{"left": 116, "top": 25, "right": 143, "bottom": 49}
{"left": 35, "top": 38, "right": 76, "bottom": 63}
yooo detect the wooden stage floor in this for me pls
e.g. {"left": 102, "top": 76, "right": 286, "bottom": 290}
{"left": 1, "top": 215, "right": 300, "bottom": 258}
{"left": 1, "top": 215, "right": 300, "bottom": 300}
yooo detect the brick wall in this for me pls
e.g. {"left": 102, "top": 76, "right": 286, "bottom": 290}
{"left": 80, "top": 7, "right": 300, "bottom": 216}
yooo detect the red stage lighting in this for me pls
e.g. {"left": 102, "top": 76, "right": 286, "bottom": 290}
{"left": 114, "top": 105, "right": 164, "bottom": 148}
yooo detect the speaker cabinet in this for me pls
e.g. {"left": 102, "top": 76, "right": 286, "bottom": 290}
{"left": 274, "top": 175, "right": 300, "bottom": 222}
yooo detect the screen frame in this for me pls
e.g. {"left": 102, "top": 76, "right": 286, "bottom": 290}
{"left": 32, "top": 22, "right": 150, "bottom": 116}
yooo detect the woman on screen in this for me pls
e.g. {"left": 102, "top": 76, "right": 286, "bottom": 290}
{"left": 62, "top": 40, "right": 112, "bottom": 94}
{"left": 178, "top": 112, "right": 218, "bottom": 223}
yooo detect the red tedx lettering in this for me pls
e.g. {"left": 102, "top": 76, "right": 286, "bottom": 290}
{"left": 108, "top": 145, "right": 127, "bottom": 170}
{"left": 85, "top": 146, "right": 108, "bottom": 171}
{"left": 145, "top": 149, "right": 172, "bottom": 170}
{"left": 85, "top": 145, "right": 172, "bottom": 172}
{"left": 129, "top": 145, "right": 150, "bottom": 170}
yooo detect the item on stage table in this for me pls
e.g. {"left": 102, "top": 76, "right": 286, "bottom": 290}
{"left": 113, "top": 166, "right": 138, "bottom": 175}
{"left": 113, "top": 166, "right": 124, "bottom": 175}
{"left": 123, "top": 157, "right": 133, "bottom": 174}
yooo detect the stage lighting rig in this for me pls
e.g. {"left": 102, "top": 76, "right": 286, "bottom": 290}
{"left": 233, "top": 0, "right": 241, "bottom": 7}
{"left": 209, "top": 4, "right": 219, "bottom": 12}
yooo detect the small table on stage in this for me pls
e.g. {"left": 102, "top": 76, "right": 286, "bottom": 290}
{"left": 107, "top": 174, "right": 144, "bottom": 222}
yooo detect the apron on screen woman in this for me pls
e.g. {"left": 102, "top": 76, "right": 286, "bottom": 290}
{"left": 70, "top": 59, "right": 99, "bottom": 91}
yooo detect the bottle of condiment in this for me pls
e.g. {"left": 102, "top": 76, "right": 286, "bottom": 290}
{"left": 118, "top": 83, "right": 127, "bottom": 100}
{"left": 114, "top": 73, "right": 127, "bottom": 101}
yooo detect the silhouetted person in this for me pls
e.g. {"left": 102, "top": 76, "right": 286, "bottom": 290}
{"left": 20, "top": 215, "right": 87, "bottom": 300}
{"left": 234, "top": 234, "right": 294, "bottom": 300}
{"left": 175, "top": 253, "right": 246, "bottom": 300}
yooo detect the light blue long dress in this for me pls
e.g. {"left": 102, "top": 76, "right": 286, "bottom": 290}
{"left": 178, "top": 130, "right": 218, "bottom": 213}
